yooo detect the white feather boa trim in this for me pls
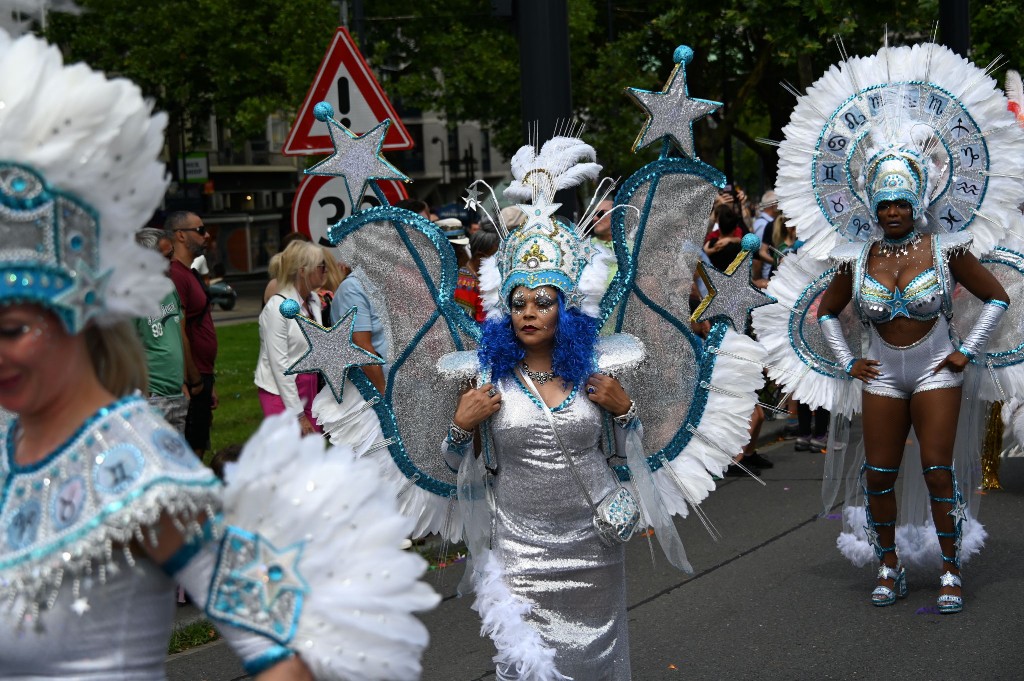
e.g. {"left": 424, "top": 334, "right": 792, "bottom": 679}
{"left": 223, "top": 414, "right": 440, "bottom": 680}
{"left": 311, "top": 382, "right": 463, "bottom": 540}
{"left": 751, "top": 250, "right": 862, "bottom": 416}
{"left": 837, "top": 505, "right": 987, "bottom": 571}
{"left": 649, "top": 330, "right": 766, "bottom": 516}
{"left": 0, "top": 30, "right": 171, "bottom": 322}
{"left": 478, "top": 246, "right": 614, "bottom": 322}
{"left": 777, "top": 42, "right": 1024, "bottom": 261}
{"left": 470, "top": 551, "right": 569, "bottom": 681}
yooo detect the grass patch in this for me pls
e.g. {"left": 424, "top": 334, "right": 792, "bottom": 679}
{"left": 168, "top": 618, "right": 219, "bottom": 654}
{"left": 210, "top": 322, "right": 264, "bottom": 457}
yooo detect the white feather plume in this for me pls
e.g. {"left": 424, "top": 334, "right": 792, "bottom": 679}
{"left": 504, "top": 136, "right": 601, "bottom": 204}
{"left": 223, "top": 414, "right": 440, "bottom": 680}
{"left": 311, "top": 382, "right": 464, "bottom": 540}
{"left": 478, "top": 254, "right": 504, "bottom": 321}
{"left": 0, "top": 29, "right": 171, "bottom": 322}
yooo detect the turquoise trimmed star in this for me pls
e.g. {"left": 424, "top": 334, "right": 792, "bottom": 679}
{"left": 864, "top": 524, "right": 881, "bottom": 552}
{"left": 517, "top": 199, "right": 561, "bottom": 228}
{"left": 948, "top": 497, "right": 969, "bottom": 526}
{"left": 285, "top": 306, "right": 385, "bottom": 403}
{"left": 52, "top": 259, "right": 112, "bottom": 331}
{"left": 305, "top": 116, "right": 409, "bottom": 207}
{"left": 885, "top": 285, "right": 912, "bottom": 320}
{"left": 625, "top": 45, "right": 721, "bottom": 159}
{"left": 233, "top": 536, "right": 309, "bottom": 609}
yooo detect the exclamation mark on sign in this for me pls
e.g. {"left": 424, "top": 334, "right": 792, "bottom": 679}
{"left": 337, "top": 76, "right": 351, "bottom": 128}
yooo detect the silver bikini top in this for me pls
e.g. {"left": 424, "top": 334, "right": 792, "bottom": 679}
{"left": 858, "top": 267, "right": 944, "bottom": 322}
{"left": 830, "top": 231, "right": 973, "bottom": 325}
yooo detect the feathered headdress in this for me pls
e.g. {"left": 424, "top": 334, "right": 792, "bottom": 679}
{"left": 775, "top": 41, "right": 1024, "bottom": 258}
{"left": 467, "top": 133, "right": 616, "bottom": 321}
{"left": 0, "top": 29, "right": 170, "bottom": 332}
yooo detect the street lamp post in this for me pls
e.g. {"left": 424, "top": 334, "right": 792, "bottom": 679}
{"left": 431, "top": 136, "right": 447, "bottom": 186}
{"left": 462, "top": 143, "right": 478, "bottom": 180}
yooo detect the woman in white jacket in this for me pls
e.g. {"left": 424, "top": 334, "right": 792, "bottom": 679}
{"left": 255, "top": 240, "right": 327, "bottom": 435}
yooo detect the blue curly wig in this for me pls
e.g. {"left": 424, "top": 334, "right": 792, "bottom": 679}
{"left": 478, "top": 291, "right": 598, "bottom": 385}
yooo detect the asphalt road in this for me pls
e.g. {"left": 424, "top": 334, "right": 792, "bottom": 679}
{"left": 167, "top": 423, "right": 1024, "bottom": 680}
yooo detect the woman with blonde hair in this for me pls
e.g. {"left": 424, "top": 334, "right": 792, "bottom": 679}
{"left": 316, "top": 246, "right": 348, "bottom": 326}
{"left": 255, "top": 240, "right": 328, "bottom": 434}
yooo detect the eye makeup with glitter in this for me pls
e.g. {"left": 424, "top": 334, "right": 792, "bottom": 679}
{"left": 534, "top": 291, "right": 556, "bottom": 313}
{"left": 0, "top": 323, "right": 31, "bottom": 339}
{"left": 511, "top": 292, "right": 528, "bottom": 314}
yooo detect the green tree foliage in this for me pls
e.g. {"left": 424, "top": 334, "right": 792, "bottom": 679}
{"left": 366, "top": 1, "right": 1024, "bottom": 191}
{"left": 44, "top": 0, "right": 340, "bottom": 171}
{"left": 41, "top": 0, "right": 1022, "bottom": 194}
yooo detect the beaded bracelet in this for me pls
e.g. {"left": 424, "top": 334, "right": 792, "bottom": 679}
{"left": 447, "top": 421, "right": 474, "bottom": 445}
{"left": 612, "top": 401, "right": 638, "bottom": 428}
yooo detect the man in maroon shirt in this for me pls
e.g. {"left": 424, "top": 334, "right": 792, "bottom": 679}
{"left": 167, "top": 211, "right": 218, "bottom": 457}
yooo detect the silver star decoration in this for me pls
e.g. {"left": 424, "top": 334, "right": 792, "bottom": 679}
{"left": 463, "top": 186, "right": 483, "bottom": 210}
{"left": 948, "top": 497, "right": 969, "bottom": 526}
{"left": 53, "top": 259, "right": 112, "bottom": 330}
{"left": 517, "top": 199, "right": 561, "bottom": 227}
{"left": 940, "top": 572, "right": 961, "bottom": 588}
{"left": 626, "top": 53, "right": 721, "bottom": 158}
{"left": 565, "top": 287, "right": 586, "bottom": 310}
{"left": 234, "top": 537, "right": 309, "bottom": 608}
{"left": 863, "top": 525, "right": 881, "bottom": 552}
{"left": 285, "top": 305, "right": 385, "bottom": 403}
{"left": 71, "top": 597, "right": 90, "bottom": 616}
{"left": 306, "top": 118, "right": 409, "bottom": 207}
{"left": 692, "top": 253, "right": 775, "bottom": 330}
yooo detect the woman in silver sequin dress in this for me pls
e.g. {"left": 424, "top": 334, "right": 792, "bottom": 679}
{"left": 449, "top": 284, "right": 637, "bottom": 681}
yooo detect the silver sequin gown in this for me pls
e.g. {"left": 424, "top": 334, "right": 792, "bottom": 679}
{"left": 488, "top": 375, "right": 630, "bottom": 680}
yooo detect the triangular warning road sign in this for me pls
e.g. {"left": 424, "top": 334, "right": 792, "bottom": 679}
{"left": 282, "top": 27, "right": 413, "bottom": 155}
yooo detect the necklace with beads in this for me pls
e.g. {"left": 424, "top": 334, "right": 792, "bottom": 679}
{"left": 520, "top": 362, "right": 557, "bottom": 385}
{"left": 877, "top": 231, "right": 921, "bottom": 259}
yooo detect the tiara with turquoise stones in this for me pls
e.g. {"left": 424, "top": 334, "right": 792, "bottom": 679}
{"left": 467, "top": 133, "right": 617, "bottom": 320}
{"left": 0, "top": 164, "right": 107, "bottom": 332}
{"left": 0, "top": 30, "right": 171, "bottom": 333}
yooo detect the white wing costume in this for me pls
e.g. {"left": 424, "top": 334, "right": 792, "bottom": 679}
{"left": 752, "top": 40, "right": 1024, "bottom": 569}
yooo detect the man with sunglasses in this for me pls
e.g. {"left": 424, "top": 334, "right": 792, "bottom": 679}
{"left": 167, "top": 210, "right": 218, "bottom": 459}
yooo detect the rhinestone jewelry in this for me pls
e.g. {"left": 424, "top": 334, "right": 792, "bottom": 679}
{"left": 447, "top": 421, "right": 473, "bottom": 445}
{"left": 612, "top": 400, "right": 638, "bottom": 428}
{"left": 520, "top": 362, "right": 556, "bottom": 385}
{"left": 877, "top": 231, "right": 921, "bottom": 258}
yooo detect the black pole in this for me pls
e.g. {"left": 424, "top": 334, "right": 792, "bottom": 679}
{"left": 516, "top": 0, "right": 576, "bottom": 218}
{"left": 353, "top": 0, "right": 366, "bottom": 48}
{"left": 938, "top": 0, "right": 970, "bottom": 57}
